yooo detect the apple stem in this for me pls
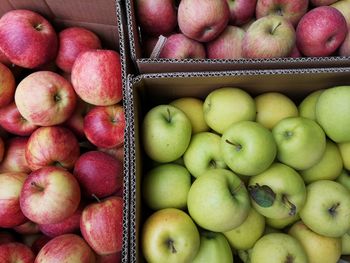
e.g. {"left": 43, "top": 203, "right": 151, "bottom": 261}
{"left": 31, "top": 181, "right": 44, "bottom": 192}
{"left": 91, "top": 194, "right": 101, "bottom": 203}
{"left": 329, "top": 203, "right": 340, "bottom": 216}
{"left": 166, "top": 108, "right": 172, "bottom": 123}
{"left": 282, "top": 194, "right": 296, "bottom": 216}
{"left": 225, "top": 139, "right": 242, "bottom": 151}
{"left": 270, "top": 22, "right": 282, "bottom": 35}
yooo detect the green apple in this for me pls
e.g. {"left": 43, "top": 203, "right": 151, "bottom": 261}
{"left": 170, "top": 97, "right": 209, "bottom": 134}
{"left": 338, "top": 142, "right": 350, "bottom": 170}
{"left": 264, "top": 225, "right": 281, "bottom": 235}
{"left": 272, "top": 117, "right": 326, "bottom": 170}
{"left": 248, "top": 163, "right": 306, "bottom": 219}
{"left": 142, "top": 164, "right": 191, "bottom": 210}
{"left": 251, "top": 233, "right": 308, "bottom": 263}
{"left": 265, "top": 213, "right": 300, "bottom": 229}
{"left": 141, "top": 208, "right": 200, "bottom": 263}
{"left": 223, "top": 208, "right": 265, "bottom": 250}
{"left": 192, "top": 231, "right": 233, "bottom": 263}
{"left": 336, "top": 169, "right": 350, "bottom": 191}
{"left": 220, "top": 121, "right": 277, "bottom": 176}
{"left": 238, "top": 249, "right": 252, "bottom": 263}
{"left": 316, "top": 86, "right": 350, "bottom": 143}
{"left": 298, "top": 89, "right": 324, "bottom": 121}
{"left": 187, "top": 168, "right": 250, "bottom": 232}
{"left": 142, "top": 104, "right": 192, "bottom": 163}
{"left": 289, "top": 221, "right": 342, "bottom": 263}
{"left": 300, "top": 140, "right": 343, "bottom": 184}
{"left": 342, "top": 232, "right": 350, "bottom": 255}
{"left": 255, "top": 92, "right": 298, "bottom": 130}
{"left": 183, "top": 132, "right": 226, "bottom": 178}
{"left": 203, "top": 87, "right": 256, "bottom": 134}
{"left": 300, "top": 180, "right": 350, "bottom": 238}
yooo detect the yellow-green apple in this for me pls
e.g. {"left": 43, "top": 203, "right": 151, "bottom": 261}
{"left": 226, "top": 0, "right": 257, "bottom": 26}
{"left": 224, "top": 208, "right": 265, "bottom": 250}
{"left": 0, "top": 137, "right": 31, "bottom": 173}
{"left": 255, "top": 92, "right": 298, "bottom": 130}
{"left": 298, "top": 89, "right": 324, "bottom": 121}
{"left": 0, "top": 10, "right": 57, "bottom": 69}
{"left": 170, "top": 97, "right": 209, "bottom": 134}
{"left": 73, "top": 151, "right": 123, "bottom": 198}
{"left": 15, "top": 71, "right": 77, "bottom": 126}
{"left": 242, "top": 15, "right": 296, "bottom": 58}
{"left": 255, "top": 0, "right": 309, "bottom": 26}
{"left": 300, "top": 180, "right": 350, "bottom": 237}
{"left": 272, "top": 117, "right": 326, "bottom": 170}
{"left": 0, "top": 231, "right": 15, "bottom": 245}
{"left": 221, "top": 121, "right": 277, "bottom": 176}
{"left": 0, "top": 242, "right": 35, "bottom": 263}
{"left": 206, "top": 26, "right": 245, "bottom": 59}
{"left": 266, "top": 213, "right": 300, "bottom": 229}
{"left": 248, "top": 163, "right": 306, "bottom": 219}
{"left": 251, "top": 233, "right": 308, "bottom": 263}
{"left": 20, "top": 166, "right": 81, "bottom": 225}
{"left": 141, "top": 208, "right": 200, "bottom": 263}
{"left": 342, "top": 232, "right": 350, "bottom": 255}
{"left": 316, "top": 86, "right": 350, "bottom": 143}
{"left": 336, "top": 169, "right": 350, "bottom": 191}
{"left": 35, "top": 234, "right": 95, "bottom": 263}
{"left": 184, "top": 132, "right": 226, "bottom": 178}
{"left": 142, "top": 163, "right": 191, "bottom": 210}
{"left": 142, "top": 104, "right": 192, "bottom": 163}
{"left": 83, "top": 104, "right": 125, "bottom": 149}
{"left": 311, "top": 0, "right": 339, "bottom": 6}
{"left": 71, "top": 49, "right": 122, "bottom": 106}
{"left": 192, "top": 231, "right": 233, "bottom": 263}
{"left": 338, "top": 142, "right": 350, "bottom": 170}
{"left": 203, "top": 87, "right": 256, "bottom": 134}
{"left": 0, "top": 62, "right": 15, "bottom": 108}
{"left": 178, "top": 0, "right": 230, "bottom": 42}
{"left": 289, "top": 220, "right": 342, "bottom": 263}
{"left": 80, "top": 196, "right": 123, "bottom": 255}
{"left": 26, "top": 126, "right": 80, "bottom": 170}
{"left": 0, "top": 172, "right": 27, "bottom": 228}
{"left": 332, "top": 0, "right": 350, "bottom": 26}
{"left": 14, "top": 220, "right": 39, "bottom": 235}
{"left": 187, "top": 168, "right": 250, "bottom": 232}
{"left": 264, "top": 225, "right": 281, "bottom": 234}
{"left": 296, "top": 6, "right": 347, "bottom": 57}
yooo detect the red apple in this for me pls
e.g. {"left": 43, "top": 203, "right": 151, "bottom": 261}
{"left": 0, "top": 172, "right": 27, "bottom": 228}
{"left": 20, "top": 166, "right": 81, "bottom": 225}
{"left": 311, "top": 0, "right": 339, "bottom": 6}
{"left": 80, "top": 196, "right": 123, "bottom": 255}
{"left": 0, "top": 137, "right": 31, "bottom": 173}
{"left": 339, "top": 29, "right": 350, "bottom": 55}
{"left": 26, "top": 126, "right": 80, "bottom": 171}
{"left": 14, "top": 221, "right": 40, "bottom": 235}
{"left": 0, "top": 231, "right": 15, "bottom": 245}
{"left": 0, "top": 136, "right": 4, "bottom": 162}
{"left": 98, "top": 145, "right": 124, "bottom": 163}
{"left": 84, "top": 105, "right": 125, "bottom": 149}
{"left": 35, "top": 234, "right": 95, "bottom": 263}
{"left": 178, "top": 0, "right": 230, "bottom": 42}
{"left": 0, "top": 242, "right": 35, "bottom": 263}
{"left": 30, "top": 235, "right": 51, "bottom": 255}
{"left": 296, "top": 6, "right": 347, "bottom": 57}
{"left": 15, "top": 71, "right": 77, "bottom": 126}
{"left": 289, "top": 45, "right": 302, "bottom": 57}
{"left": 96, "top": 252, "right": 121, "bottom": 263}
{"left": 71, "top": 50, "right": 122, "bottom": 106}
{"left": 0, "top": 49, "right": 11, "bottom": 66}
{"left": 0, "top": 10, "right": 57, "bottom": 69}
{"left": 0, "top": 62, "right": 15, "bottom": 108}
{"left": 56, "top": 27, "right": 102, "bottom": 73}
{"left": 226, "top": 0, "right": 257, "bottom": 26}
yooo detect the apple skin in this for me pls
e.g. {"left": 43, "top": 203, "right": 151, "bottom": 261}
{"left": 0, "top": 9, "right": 57, "bottom": 69}
{"left": 95, "top": 252, "right": 121, "bottom": 263}
{"left": 311, "top": 0, "right": 339, "bottom": 6}
{"left": 0, "top": 242, "right": 35, "bottom": 263}
{"left": 342, "top": 232, "right": 350, "bottom": 255}
{"left": 336, "top": 169, "right": 350, "bottom": 191}
{"left": 296, "top": 6, "right": 347, "bottom": 57}
{"left": 300, "top": 180, "right": 350, "bottom": 237}
{"left": 0, "top": 137, "right": 31, "bottom": 173}
{"left": 298, "top": 89, "right": 324, "bottom": 121}
{"left": 26, "top": 126, "right": 80, "bottom": 171}
{"left": 339, "top": 29, "right": 350, "bottom": 56}
{"left": 289, "top": 220, "right": 342, "bottom": 263}
{"left": 0, "top": 62, "right": 15, "bottom": 108}
{"left": 332, "top": 0, "right": 350, "bottom": 27}
{"left": 242, "top": 15, "right": 296, "bottom": 58}
{"left": 80, "top": 196, "right": 123, "bottom": 255}
{"left": 178, "top": 0, "right": 230, "bottom": 42}
{"left": 266, "top": 213, "right": 300, "bottom": 229}
{"left": 71, "top": 49, "right": 122, "bottom": 106}
{"left": 15, "top": 71, "right": 77, "bottom": 126}
{"left": 20, "top": 166, "right": 81, "bottom": 225}
{"left": 226, "top": 0, "right": 257, "bottom": 26}
{"left": 97, "top": 145, "right": 124, "bottom": 163}
{"left": 289, "top": 45, "right": 302, "bottom": 57}
{"left": 35, "top": 234, "right": 96, "bottom": 263}
{"left": 56, "top": 27, "right": 101, "bottom": 73}
{"left": 141, "top": 208, "right": 200, "bottom": 263}
{"left": 14, "top": 220, "right": 40, "bottom": 235}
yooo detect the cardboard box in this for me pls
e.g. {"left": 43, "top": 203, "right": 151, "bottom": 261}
{"left": 127, "top": 68, "right": 350, "bottom": 262}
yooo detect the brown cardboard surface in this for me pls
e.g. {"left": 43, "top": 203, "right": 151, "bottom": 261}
{"left": 9, "top": 0, "right": 54, "bottom": 18}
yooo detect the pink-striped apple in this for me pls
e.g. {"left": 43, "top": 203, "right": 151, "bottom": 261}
{"left": 0, "top": 242, "right": 35, "bottom": 263}
{"left": 0, "top": 137, "right": 31, "bottom": 173}
{"left": 226, "top": 0, "right": 257, "bottom": 26}
{"left": 0, "top": 62, "right": 15, "bottom": 108}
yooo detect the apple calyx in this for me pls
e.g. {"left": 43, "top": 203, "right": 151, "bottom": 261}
{"left": 328, "top": 202, "right": 340, "bottom": 217}
{"left": 270, "top": 22, "right": 282, "bottom": 35}
{"left": 281, "top": 194, "right": 296, "bottom": 216}
{"left": 53, "top": 93, "right": 61, "bottom": 102}
{"left": 225, "top": 139, "right": 242, "bottom": 151}
{"left": 34, "top": 23, "right": 43, "bottom": 31}
{"left": 31, "top": 181, "right": 44, "bottom": 192}
{"left": 248, "top": 183, "right": 275, "bottom": 207}
{"left": 166, "top": 238, "right": 177, "bottom": 254}
{"left": 209, "top": 159, "right": 217, "bottom": 168}
{"left": 285, "top": 254, "right": 294, "bottom": 263}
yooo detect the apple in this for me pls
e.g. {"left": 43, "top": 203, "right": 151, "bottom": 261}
{"left": 0, "top": 49, "right": 11, "bottom": 66}
{"left": 0, "top": 242, "right": 35, "bottom": 263}
{"left": 97, "top": 145, "right": 124, "bottom": 163}
{"left": 332, "top": 0, "right": 350, "bottom": 27}
{"left": 336, "top": 170, "right": 350, "bottom": 191}
{"left": 266, "top": 213, "right": 300, "bottom": 229}
{"left": 272, "top": 117, "right": 326, "bottom": 170}
{"left": 71, "top": 49, "right": 122, "bottom": 106}
{"left": 15, "top": 71, "right": 77, "bottom": 126}
{"left": 0, "top": 62, "right": 15, "bottom": 108}
{"left": 0, "top": 231, "right": 15, "bottom": 245}
{"left": 56, "top": 27, "right": 101, "bottom": 73}
{"left": 142, "top": 104, "right": 192, "bottom": 163}
{"left": 141, "top": 208, "right": 200, "bottom": 263}
{"left": 255, "top": 92, "right": 298, "bottom": 130}
{"left": 226, "top": 0, "right": 257, "bottom": 26}
{"left": 289, "top": 45, "right": 302, "bottom": 57}
{"left": 339, "top": 30, "right": 350, "bottom": 56}
{"left": 242, "top": 15, "right": 296, "bottom": 58}
{"left": 187, "top": 168, "right": 250, "bottom": 232}
{"left": 0, "top": 137, "right": 31, "bottom": 173}
{"left": 300, "top": 180, "right": 350, "bottom": 237}
{"left": 183, "top": 132, "right": 226, "bottom": 178}
{"left": 220, "top": 121, "right": 277, "bottom": 176}
{"left": 20, "top": 166, "right": 81, "bottom": 225}
{"left": 203, "top": 87, "right": 256, "bottom": 134}
{"left": 248, "top": 163, "right": 306, "bottom": 219}
{"left": 342, "top": 232, "right": 350, "bottom": 255}
{"left": 311, "top": 0, "right": 339, "bottom": 6}
{"left": 96, "top": 252, "right": 121, "bottom": 263}
{"left": 296, "top": 6, "right": 347, "bottom": 57}
{"left": 0, "top": 9, "right": 57, "bottom": 68}
{"left": 14, "top": 221, "right": 39, "bottom": 235}
{"left": 26, "top": 126, "right": 80, "bottom": 171}
{"left": 206, "top": 26, "right": 245, "bottom": 59}
{"left": 298, "top": 89, "right": 324, "bottom": 121}
{"left": 35, "top": 234, "right": 95, "bottom": 263}
{"left": 289, "top": 220, "right": 342, "bottom": 263}
{"left": 178, "top": 0, "right": 230, "bottom": 42}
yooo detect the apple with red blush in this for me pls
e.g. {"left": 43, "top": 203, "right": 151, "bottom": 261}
{"left": 0, "top": 242, "right": 34, "bottom": 263}
{"left": 226, "top": 0, "right": 257, "bottom": 26}
{"left": 98, "top": 145, "right": 124, "bottom": 163}
{"left": 0, "top": 62, "right": 15, "bottom": 108}
{"left": 0, "top": 137, "right": 31, "bottom": 173}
